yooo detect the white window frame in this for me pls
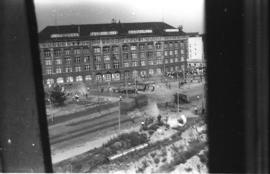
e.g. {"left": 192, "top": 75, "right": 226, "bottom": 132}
{"left": 85, "top": 75, "right": 92, "bottom": 81}
{"left": 76, "top": 76, "right": 83, "bottom": 82}
{"left": 65, "top": 67, "right": 72, "bottom": 73}
{"left": 45, "top": 60, "right": 52, "bottom": 66}
{"left": 56, "top": 77, "right": 64, "bottom": 84}
{"left": 141, "top": 61, "right": 146, "bottom": 66}
{"left": 124, "top": 62, "right": 129, "bottom": 68}
{"left": 55, "top": 67, "right": 62, "bottom": 74}
{"left": 55, "top": 59, "right": 62, "bottom": 65}
{"left": 46, "top": 79, "right": 54, "bottom": 85}
{"left": 66, "top": 76, "right": 73, "bottom": 83}
{"left": 84, "top": 65, "right": 90, "bottom": 71}
{"left": 45, "top": 68, "right": 52, "bottom": 74}
{"left": 75, "top": 66, "right": 81, "bottom": 72}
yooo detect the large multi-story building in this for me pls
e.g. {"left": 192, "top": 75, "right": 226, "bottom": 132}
{"left": 38, "top": 22, "right": 189, "bottom": 86}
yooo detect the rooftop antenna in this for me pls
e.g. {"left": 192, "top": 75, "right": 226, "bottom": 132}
{"left": 78, "top": 25, "right": 80, "bottom": 34}
{"left": 53, "top": 9, "right": 57, "bottom": 26}
{"left": 111, "top": 18, "right": 117, "bottom": 23}
{"left": 162, "top": 5, "right": 164, "bottom": 22}
{"left": 54, "top": 10, "right": 60, "bottom": 34}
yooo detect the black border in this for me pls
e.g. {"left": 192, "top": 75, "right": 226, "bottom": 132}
{"left": 25, "top": 0, "right": 53, "bottom": 172}
{"left": 0, "top": 0, "right": 268, "bottom": 172}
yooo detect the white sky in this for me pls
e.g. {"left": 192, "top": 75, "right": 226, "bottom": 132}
{"left": 34, "top": 0, "right": 205, "bottom": 33}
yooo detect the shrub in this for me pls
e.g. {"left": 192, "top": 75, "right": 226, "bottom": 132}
{"left": 171, "top": 144, "right": 179, "bottom": 153}
{"left": 72, "top": 164, "right": 82, "bottom": 172}
{"left": 159, "top": 163, "right": 175, "bottom": 172}
{"left": 179, "top": 145, "right": 184, "bottom": 151}
{"left": 188, "top": 139, "right": 201, "bottom": 147}
{"left": 185, "top": 167, "right": 192, "bottom": 172}
{"left": 154, "top": 158, "right": 160, "bottom": 164}
{"left": 136, "top": 167, "right": 144, "bottom": 173}
{"left": 197, "top": 164, "right": 201, "bottom": 170}
{"left": 148, "top": 129, "right": 155, "bottom": 135}
{"left": 198, "top": 152, "right": 208, "bottom": 164}
{"left": 172, "top": 153, "right": 187, "bottom": 165}
{"left": 162, "top": 158, "right": 167, "bottom": 163}
{"left": 142, "top": 159, "right": 148, "bottom": 169}
{"left": 150, "top": 152, "right": 156, "bottom": 158}
{"left": 136, "top": 160, "right": 148, "bottom": 173}
{"left": 171, "top": 133, "right": 180, "bottom": 140}
{"left": 88, "top": 154, "right": 108, "bottom": 171}
{"left": 149, "top": 123, "right": 159, "bottom": 131}
{"left": 161, "top": 148, "right": 167, "bottom": 157}
{"left": 49, "top": 84, "right": 66, "bottom": 106}
{"left": 103, "top": 132, "right": 148, "bottom": 151}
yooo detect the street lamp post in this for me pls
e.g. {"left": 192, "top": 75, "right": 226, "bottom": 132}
{"left": 118, "top": 96, "right": 122, "bottom": 134}
{"left": 135, "top": 76, "right": 137, "bottom": 96}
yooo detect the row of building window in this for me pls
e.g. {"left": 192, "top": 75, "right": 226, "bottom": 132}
{"left": 45, "top": 65, "right": 182, "bottom": 85}
{"left": 44, "top": 49, "right": 185, "bottom": 66}
{"left": 44, "top": 56, "right": 90, "bottom": 65}
{"left": 43, "top": 48, "right": 90, "bottom": 57}
{"left": 43, "top": 42, "right": 185, "bottom": 57}
{"left": 41, "top": 41, "right": 89, "bottom": 48}
{"left": 93, "top": 43, "right": 184, "bottom": 54}
{"left": 45, "top": 65, "right": 90, "bottom": 74}
{"left": 44, "top": 57, "right": 184, "bottom": 74}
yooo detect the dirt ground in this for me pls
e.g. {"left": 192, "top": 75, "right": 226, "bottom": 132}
{"left": 91, "top": 122, "right": 208, "bottom": 173}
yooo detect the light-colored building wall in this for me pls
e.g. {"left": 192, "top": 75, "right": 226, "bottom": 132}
{"left": 188, "top": 36, "right": 204, "bottom": 60}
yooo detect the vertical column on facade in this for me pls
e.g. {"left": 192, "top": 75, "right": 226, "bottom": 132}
{"left": 161, "top": 41, "right": 165, "bottom": 75}
{"left": 118, "top": 43, "right": 122, "bottom": 82}
{"left": 183, "top": 39, "right": 188, "bottom": 76}
{"left": 135, "top": 42, "right": 139, "bottom": 81}
{"left": 89, "top": 43, "right": 93, "bottom": 84}
{"left": 90, "top": 41, "right": 97, "bottom": 85}
{"left": 118, "top": 42, "right": 122, "bottom": 83}
{"left": 163, "top": 41, "right": 167, "bottom": 74}
{"left": 153, "top": 40, "right": 156, "bottom": 76}
{"left": 50, "top": 47, "right": 54, "bottom": 80}
{"left": 145, "top": 42, "right": 149, "bottom": 78}
{"left": 127, "top": 43, "right": 131, "bottom": 82}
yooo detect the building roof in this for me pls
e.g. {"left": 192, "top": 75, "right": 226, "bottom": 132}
{"left": 187, "top": 59, "right": 205, "bottom": 63}
{"left": 185, "top": 32, "right": 201, "bottom": 37}
{"left": 39, "top": 22, "right": 187, "bottom": 42}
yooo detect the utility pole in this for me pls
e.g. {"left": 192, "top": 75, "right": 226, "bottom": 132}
{"left": 108, "top": 81, "right": 112, "bottom": 98}
{"left": 118, "top": 96, "right": 122, "bottom": 134}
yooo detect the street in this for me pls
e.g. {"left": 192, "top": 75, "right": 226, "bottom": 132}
{"left": 48, "top": 80, "right": 205, "bottom": 165}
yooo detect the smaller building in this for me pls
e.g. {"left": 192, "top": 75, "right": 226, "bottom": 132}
{"left": 187, "top": 33, "right": 204, "bottom": 61}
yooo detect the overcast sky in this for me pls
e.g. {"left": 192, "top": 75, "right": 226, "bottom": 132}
{"left": 34, "top": 0, "right": 205, "bottom": 34}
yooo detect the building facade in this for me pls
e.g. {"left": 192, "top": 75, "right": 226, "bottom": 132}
{"left": 39, "top": 22, "right": 189, "bottom": 86}
{"left": 187, "top": 34, "right": 204, "bottom": 61}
